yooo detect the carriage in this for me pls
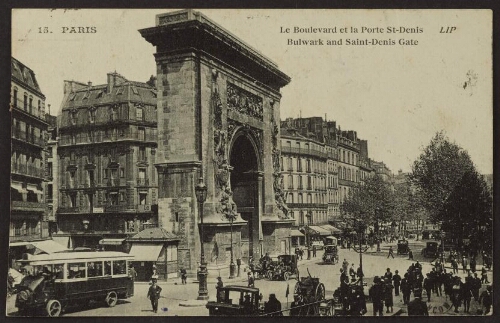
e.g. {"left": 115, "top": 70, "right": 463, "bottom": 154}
{"left": 267, "top": 255, "right": 299, "bottom": 281}
{"left": 322, "top": 245, "right": 339, "bottom": 264}
{"left": 397, "top": 239, "right": 410, "bottom": 255}
{"left": 289, "top": 269, "right": 328, "bottom": 316}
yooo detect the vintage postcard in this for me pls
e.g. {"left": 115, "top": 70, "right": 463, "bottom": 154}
{"left": 8, "top": 9, "right": 492, "bottom": 317}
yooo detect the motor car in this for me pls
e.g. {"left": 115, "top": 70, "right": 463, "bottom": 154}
{"left": 206, "top": 285, "right": 262, "bottom": 316}
{"left": 421, "top": 241, "right": 439, "bottom": 258}
{"left": 397, "top": 239, "right": 409, "bottom": 255}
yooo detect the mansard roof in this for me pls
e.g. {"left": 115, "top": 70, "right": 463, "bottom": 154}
{"left": 11, "top": 57, "right": 45, "bottom": 98}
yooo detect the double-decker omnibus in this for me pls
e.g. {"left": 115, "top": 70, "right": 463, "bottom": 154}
{"left": 14, "top": 251, "right": 134, "bottom": 316}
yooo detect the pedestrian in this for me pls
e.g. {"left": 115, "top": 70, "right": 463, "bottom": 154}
{"left": 407, "top": 289, "right": 429, "bottom": 316}
{"left": 392, "top": 270, "right": 401, "bottom": 296}
{"left": 129, "top": 265, "right": 137, "bottom": 281}
{"left": 151, "top": 265, "right": 159, "bottom": 281}
{"left": 472, "top": 272, "right": 481, "bottom": 301}
{"left": 383, "top": 268, "right": 393, "bottom": 281}
{"left": 369, "top": 276, "right": 385, "bottom": 316}
{"left": 384, "top": 278, "right": 394, "bottom": 313}
{"left": 247, "top": 271, "right": 255, "bottom": 287}
{"left": 349, "top": 263, "right": 356, "bottom": 281}
{"left": 401, "top": 273, "right": 412, "bottom": 305}
{"left": 423, "top": 273, "right": 433, "bottom": 302}
{"left": 461, "top": 256, "right": 468, "bottom": 273}
{"left": 450, "top": 277, "right": 463, "bottom": 313}
{"left": 451, "top": 258, "right": 459, "bottom": 274}
{"left": 216, "top": 276, "right": 224, "bottom": 301}
{"left": 478, "top": 285, "right": 492, "bottom": 315}
{"left": 470, "top": 257, "right": 476, "bottom": 273}
{"left": 387, "top": 246, "right": 395, "bottom": 259}
{"left": 312, "top": 245, "right": 317, "bottom": 257}
{"left": 264, "top": 293, "right": 283, "bottom": 316}
{"left": 463, "top": 274, "right": 473, "bottom": 313}
{"left": 481, "top": 266, "right": 490, "bottom": 284}
{"left": 147, "top": 279, "right": 162, "bottom": 313}
{"left": 180, "top": 267, "right": 187, "bottom": 284}
{"left": 342, "top": 259, "right": 349, "bottom": 273}
{"left": 347, "top": 285, "right": 367, "bottom": 316}
{"left": 408, "top": 249, "right": 414, "bottom": 260}
{"left": 356, "top": 265, "right": 364, "bottom": 281}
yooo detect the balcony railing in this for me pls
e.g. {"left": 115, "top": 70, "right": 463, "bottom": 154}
{"left": 281, "top": 146, "right": 328, "bottom": 159}
{"left": 137, "top": 204, "right": 152, "bottom": 212}
{"left": 136, "top": 178, "right": 149, "bottom": 186}
{"left": 106, "top": 179, "right": 121, "bottom": 186}
{"left": 58, "top": 129, "right": 157, "bottom": 146}
{"left": 11, "top": 163, "right": 45, "bottom": 178}
{"left": 104, "top": 204, "right": 131, "bottom": 212}
{"left": 12, "top": 129, "right": 45, "bottom": 147}
{"left": 11, "top": 99, "right": 46, "bottom": 121}
{"left": 11, "top": 200, "right": 46, "bottom": 212}
{"left": 286, "top": 203, "right": 328, "bottom": 209}
{"left": 57, "top": 206, "right": 81, "bottom": 213}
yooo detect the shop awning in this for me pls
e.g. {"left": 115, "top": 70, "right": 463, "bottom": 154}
{"left": 11, "top": 182, "right": 27, "bottom": 193}
{"left": 9, "top": 241, "right": 33, "bottom": 247}
{"left": 308, "top": 226, "right": 331, "bottom": 236}
{"left": 30, "top": 240, "right": 69, "bottom": 254}
{"left": 128, "top": 243, "right": 163, "bottom": 261}
{"left": 291, "top": 229, "right": 304, "bottom": 237}
{"left": 320, "top": 224, "right": 342, "bottom": 234}
{"left": 99, "top": 238, "right": 125, "bottom": 246}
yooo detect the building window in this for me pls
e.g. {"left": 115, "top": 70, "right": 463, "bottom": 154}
{"left": 136, "top": 106, "right": 144, "bottom": 120}
{"left": 70, "top": 110, "right": 77, "bottom": 125}
{"left": 111, "top": 106, "right": 118, "bottom": 121}
{"left": 138, "top": 127, "right": 145, "bottom": 141}
{"left": 298, "top": 193, "right": 303, "bottom": 203}
{"left": 288, "top": 175, "right": 293, "bottom": 189}
{"left": 299, "top": 211, "right": 304, "bottom": 226}
{"left": 120, "top": 168, "right": 125, "bottom": 178}
{"left": 280, "top": 157, "right": 284, "bottom": 171}
{"left": 307, "top": 159, "right": 311, "bottom": 173}
{"left": 139, "top": 146, "right": 146, "bottom": 161}
{"left": 89, "top": 108, "right": 96, "bottom": 123}
{"left": 288, "top": 158, "right": 293, "bottom": 171}
{"left": 139, "top": 193, "right": 147, "bottom": 205}
{"left": 29, "top": 97, "right": 33, "bottom": 114}
{"left": 307, "top": 176, "right": 312, "bottom": 190}
{"left": 13, "top": 88, "right": 18, "bottom": 108}
{"left": 297, "top": 158, "right": 302, "bottom": 172}
{"left": 23, "top": 93, "right": 27, "bottom": 111}
{"left": 69, "top": 193, "right": 77, "bottom": 207}
{"left": 109, "top": 192, "right": 118, "bottom": 205}
{"left": 298, "top": 176, "right": 303, "bottom": 189}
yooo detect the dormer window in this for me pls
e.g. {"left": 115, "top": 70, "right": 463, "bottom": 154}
{"left": 136, "top": 106, "right": 144, "bottom": 120}
{"left": 96, "top": 91, "right": 103, "bottom": 99}
{"left": 70, "top": 110, "right": 78, "bottom": 125}
{"left": 82, "top": 91, "right": 90, "bottom": 100}
{"left": 116, "top": 87, "right": 124, "bottom": 95}
{"left": 69, "top": 93, "right": 76, "bottom": 101}
{"left": 89, "top": 107, "right": 96, "bottom": 123}
{"left": 132, "top": 86, "right": 139, "bottom": 95}
{"left": 110, "top": 105, "right": 118, "bottom": 121}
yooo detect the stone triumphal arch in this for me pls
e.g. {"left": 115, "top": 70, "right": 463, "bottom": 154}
{"left": 140, "top": 9, "right": 293, "bottom": 272}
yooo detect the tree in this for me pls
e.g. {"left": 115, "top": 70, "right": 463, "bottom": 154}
{"left": 393, "top": 181, "right": 428, "bottom": 239}
{"left": 340, "top": 174, "right": 394, "bottom": 250}
{"left": 411, "top": 132, "right": 492, "bottom": 249}
{"left": 410, "top": 132, "right": 475, "bottom": 223}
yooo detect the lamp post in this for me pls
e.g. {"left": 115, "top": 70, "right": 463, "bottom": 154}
{"left": 306, "top": 212, "right": 312, "bottom": 260}
{"left": 375, "top": 207, "right": 381, "bottom": 252}
{"left": 195, "top": 177, "right": 208, "bottom": 300}
{"left": 353, "top": 220, "right": 368, "bottom": 292}
{"left": 440, "top": 230, "right": 445, "bottom": 265}
{"left": 229, "top": 215, "right": 236, "bottom": 279}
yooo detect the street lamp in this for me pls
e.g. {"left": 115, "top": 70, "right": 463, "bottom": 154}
{"left": 440, "top": 230, "right": 445, "bottom": 265}
{"left": 375, "top": 207, "right": 381, "bottom": 252}
{"left": 195, "top": 177, "right": 208, "bottom": 300}
{"left": 229, "top": 215, "right": 236, "bottom": 279}
{"left": 306, "top": 212, "right": 312, "bottom": 260}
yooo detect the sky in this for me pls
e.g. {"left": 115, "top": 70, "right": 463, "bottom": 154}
{"left": 11, "top": 9, "right": 492, "bottom": 174}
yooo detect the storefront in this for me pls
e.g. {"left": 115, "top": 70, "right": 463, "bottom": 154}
{"left": 127, "top": 228, "right": 179, "bottom": 281}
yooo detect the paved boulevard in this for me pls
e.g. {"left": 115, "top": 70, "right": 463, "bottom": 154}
{"left": 6, "top": 239, "right": 492, "bottom": 317}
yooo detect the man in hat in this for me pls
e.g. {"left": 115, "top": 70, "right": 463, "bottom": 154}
{"left": 180, "top": 267, "right": 187, "bottom": 285}
{"left": 349, "top": 263, "right": 356, "bottom": 281}
{"left": 384, "top": 278, "right": 394, "bottom": 313}
{"left": 479, "top": 285, "right": 492, "bottom": 315}
{"left": 450, "top": 276, "right": 463, "bottom": 313}
{"left": 407, "top": 289, "right": 429, "bottom": 316}
{"left": 392, "top": 270, "right": 401, "bottom": 296}
{"left": 369, "top": 276, "right": 385, "bottom": 316}
{"left": 264, "top": 293, "right": 282, "bottom": 316}
{"left": 461, "top": 256, "right": 468, "bottom": 273}
{"left": 423, "top": 273, "right": 433, "bottom": 302}
{"left": 147, "top": 279, "right": 162, "bottom": 313}
{"left": 401, "top": 273, "right": 412, "bottom": 305}
{"left": 387, "top": 246, "right": 395, "bottom": 259}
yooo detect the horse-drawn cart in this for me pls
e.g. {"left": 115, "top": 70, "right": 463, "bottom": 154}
{"left": 290, "top": 269, "right": 328, "bottom": 316}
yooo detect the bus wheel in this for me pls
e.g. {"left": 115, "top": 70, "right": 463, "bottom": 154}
{"left": 105, "top": 291, "right": 118, "bottom": 307}
{"left": 46, "top": 300, "right": 62, "bottom": 317}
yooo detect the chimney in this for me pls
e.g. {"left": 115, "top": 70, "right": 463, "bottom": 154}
{"left": 88, "top": 81, "right": 92, "bottom": 87}
{"left": 107, "top": 73, "right": 115, "bottom": 93}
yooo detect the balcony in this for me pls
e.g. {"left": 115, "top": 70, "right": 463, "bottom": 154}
{"left": 104, "top": 204, "right": 131, "bottom": 212}
{"left": 11, "top": 200, "right": 46, "bottom": 212}
{"left": 106, "top": 179, "right": 121, "bottom": 186}
{"left": 11, "top": 99, "right": 47, "bottom": 123}
{"left": 12, "top": 129, "right": 45, "bottom": 147}
{"left": 57, "top": 206, "right": 81, "bottom": 213}
{"left": 11, "top": 164, "right": 45, "bottom": 179}
{"left": 281, "top": 146, "right": 328, "bottom": 159}
{"left": 136, "top": 178, "right": 149, "bottom": 186}
{"left": 286, "top": 203, "right": 328, "bottom": 209}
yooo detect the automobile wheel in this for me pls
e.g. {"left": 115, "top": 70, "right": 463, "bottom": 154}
{"left": 284, "top": 272, "right": 290, "bottom": 281}
{"left": 46, "top": 299, "right": 62, "bottom": 317}
{"left": 266, "top": 271, "right": 273, "bottom": 281}
{"left": 105, "top": 291, "right": 118, "bottom": 307}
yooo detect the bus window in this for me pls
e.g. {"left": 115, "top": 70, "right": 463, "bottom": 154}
{"left": 113, "top": 260, "right": 126, "bottom": 275}
{"left": 53, "top": 264, "right": 64, "bottom": 279}
{"left": 68, "top": 263, "right": 86, "bottom": 279}
{"left": 87, "top": 261, "right": 103, "bottom": 277}
{"left": 104, "top": 261, "right": 112, "bottom": 276}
